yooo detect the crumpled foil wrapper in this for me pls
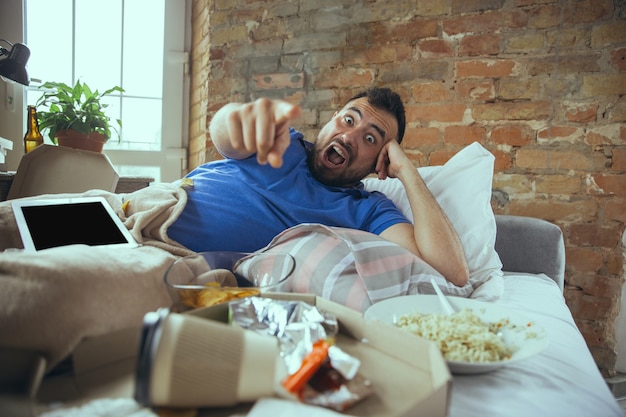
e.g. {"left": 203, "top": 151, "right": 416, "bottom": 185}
{"left": 230, "top": 297, "right": 338, "bottom": 374}
{"left": 229, "top": 297, "right": 374, "bottom": 410}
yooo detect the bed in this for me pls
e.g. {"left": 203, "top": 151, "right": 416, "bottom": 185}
{"left": 449, "top": 215, "right": 623, "bottom": 417}
{"left": 0, "top": 142, "right": 623, "bottom": 417}
{"left": 225, "top": 214, "right": 624, "bottom": 417}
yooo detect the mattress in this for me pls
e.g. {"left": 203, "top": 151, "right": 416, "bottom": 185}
{"left": 448, "top": 272, "right": 624, "bottom": 417}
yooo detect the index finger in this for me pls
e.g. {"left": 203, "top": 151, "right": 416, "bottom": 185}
{"left": 264, "top": 101, "right": 302, "bottom": 167}
{"left": 274, "top": 100, "right": 302, "bottom": 124}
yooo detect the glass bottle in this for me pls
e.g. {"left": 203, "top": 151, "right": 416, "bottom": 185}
{"left": 24, "top": 105, "right": 44, "bottom": 153}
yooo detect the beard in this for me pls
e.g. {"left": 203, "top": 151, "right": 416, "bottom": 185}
{"left": 306, "top": 140, "right": 373, "bottom": 188}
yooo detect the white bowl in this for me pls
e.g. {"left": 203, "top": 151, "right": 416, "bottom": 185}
{"left": 364, "top": 294, "right": 548, "bottom": 374}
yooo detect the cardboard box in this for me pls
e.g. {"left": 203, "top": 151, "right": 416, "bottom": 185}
{"left": 188, "top": 293, "right": 451, "bottom": 417}
{"left": 35, "top": 294, "right": 451, "bottom": 417}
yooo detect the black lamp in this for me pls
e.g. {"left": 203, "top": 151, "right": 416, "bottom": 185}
{"left": 0, "top": 40, "right": 30, "bottom": 86}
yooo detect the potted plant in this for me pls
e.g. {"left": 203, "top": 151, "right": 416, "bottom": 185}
{"left": 35, "top": 80, "right": 124, "bottom": 153}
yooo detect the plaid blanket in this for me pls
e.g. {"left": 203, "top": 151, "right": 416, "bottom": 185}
{"left": 257, "top": 223, "right": 504, "bottom": 313}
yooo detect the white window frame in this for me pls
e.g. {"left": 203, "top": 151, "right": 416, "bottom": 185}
{"left": 0, "top": 0, "right": 190, "bottom": 182}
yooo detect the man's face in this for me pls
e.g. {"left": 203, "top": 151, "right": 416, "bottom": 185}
{"left": 308, "top": 97, "right": 399, "bottom": 187}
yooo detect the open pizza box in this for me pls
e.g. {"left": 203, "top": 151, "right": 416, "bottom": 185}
{"left": 35, "top": 293, "right": 451, "bottom": 417}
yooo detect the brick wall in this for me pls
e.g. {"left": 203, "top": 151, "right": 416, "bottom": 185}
{"left": 189, "top": 0, "right": 626, "bottom": 376}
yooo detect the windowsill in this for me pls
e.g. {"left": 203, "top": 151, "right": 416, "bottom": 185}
{"left": 0, "top": 172, "right": 154, "bottom": 202}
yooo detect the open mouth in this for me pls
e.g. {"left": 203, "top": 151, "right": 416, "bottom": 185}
{"left": 325, "top": 143, "right": 348, "bottom": 166}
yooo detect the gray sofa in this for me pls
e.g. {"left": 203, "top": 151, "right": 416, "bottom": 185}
{"left": 2, "top": 214, "right": 624, "bottom": 417}
{"left": 494, "top": 214, "right": 565, "bottom": 291}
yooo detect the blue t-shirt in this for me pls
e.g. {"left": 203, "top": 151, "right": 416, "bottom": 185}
{"left": 167, "top": 128, "right": 408, "bottom": 252}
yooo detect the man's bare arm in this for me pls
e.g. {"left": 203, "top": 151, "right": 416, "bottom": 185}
{"left": 377, "top": 141, "right": 469, "bottom": 286}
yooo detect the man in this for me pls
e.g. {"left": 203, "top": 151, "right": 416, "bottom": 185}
{"left": 168, "top": 88, "right": 469, "bottom": 286}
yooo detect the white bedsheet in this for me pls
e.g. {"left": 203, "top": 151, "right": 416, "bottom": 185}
{"left": 448, "top": 272, "right": 624, "bottom": 417}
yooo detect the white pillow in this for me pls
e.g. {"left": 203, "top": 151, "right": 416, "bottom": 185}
{"left": 362, "top": 142, "right": 504, "bottom": 299}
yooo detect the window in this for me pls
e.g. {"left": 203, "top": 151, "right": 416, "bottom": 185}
{"left": 10, "top": 0, "right": 189, "bottom": 182}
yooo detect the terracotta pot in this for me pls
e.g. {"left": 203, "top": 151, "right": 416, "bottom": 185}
{"left": 56, "top": 129, "right": 107, "bottom": 153}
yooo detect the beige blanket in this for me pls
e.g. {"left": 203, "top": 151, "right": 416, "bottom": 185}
{"left": 0, "top": 183, "right": 194, "bottom": 371}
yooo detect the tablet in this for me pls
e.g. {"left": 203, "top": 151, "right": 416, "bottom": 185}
{"left": 12, "top": 196, "right": 139, "bottom": 252}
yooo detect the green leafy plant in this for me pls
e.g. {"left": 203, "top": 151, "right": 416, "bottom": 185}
{"left": 35, "top": 80, "right": 124, "bottom": 143}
